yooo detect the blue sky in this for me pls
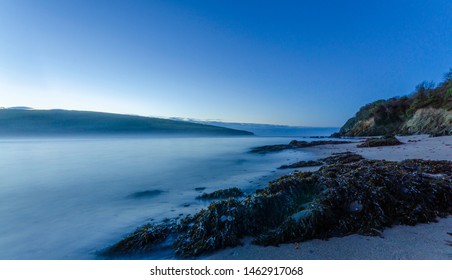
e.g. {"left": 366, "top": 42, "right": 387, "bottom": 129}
{"left": 0, "top": 0, "right": 450, "bottom": 126}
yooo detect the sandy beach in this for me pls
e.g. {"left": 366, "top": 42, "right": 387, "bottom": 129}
{"left": 205, "top": 135, "right": 452, "bottom": 260}
{"left": 304, "top": 135, "right": 452, "bottom": 162}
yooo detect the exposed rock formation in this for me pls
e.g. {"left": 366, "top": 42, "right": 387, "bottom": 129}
{"left": 356, "top": 136, "right": 403, "bottom": 148}
{"left": 103, "top": 153, "right": 451, "bottom": 258}
{"left": 250, "top": 140, "right": 352, "bottom": 154}
{"left": 196, "top": 187, "right": 244, "bottom": 200}
{"left": 335, "top": 71, "right": 452, "bottom": 136}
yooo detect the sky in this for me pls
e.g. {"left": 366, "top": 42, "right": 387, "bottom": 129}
{"left": 0, "top": 0, "right": 451, "bottom": 126}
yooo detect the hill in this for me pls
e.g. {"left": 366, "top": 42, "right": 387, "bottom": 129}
{"left": 335, "top": 70, "right": 452, "bottom": 136}
{"left": 0, "top": 109, "right": 253, "bottom": 136}
{"left": 170, "top": 118, "right": 338, "bottom": 137}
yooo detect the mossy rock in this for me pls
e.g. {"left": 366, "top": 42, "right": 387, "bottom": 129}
{"left": 279, "top": 160, "right": 323, "bottom": 169}
{"left": 103, "top": 223, "right": 175, "bottom": 256}
{"left": 104, "top": 153, "right": 451, "bottom": 258}
{"left": 357, "top": 136, "right": 402, "bottom": 148}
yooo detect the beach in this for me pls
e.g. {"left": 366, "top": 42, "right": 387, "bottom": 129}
{"left": 303, "top": 135, "right": 452, "bottom": 162}
{"left": 205, "top": 135, "right": 452, "bottom": 260}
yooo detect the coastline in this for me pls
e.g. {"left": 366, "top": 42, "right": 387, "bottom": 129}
{"left": 302, "top": 135, "right": 452, "bottom": 162}
{"left": 204, "top": 135, "right": 452, "bottom": 260}
{"left": 204, "top": 217, "right": 451, "bottom": 260}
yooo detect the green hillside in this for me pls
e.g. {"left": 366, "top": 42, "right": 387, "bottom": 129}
{"left": 0, "top": 109, "right": 253, "bottom": 136}
{"left": 335, "top": 69, "right": 452, "bottom": 136}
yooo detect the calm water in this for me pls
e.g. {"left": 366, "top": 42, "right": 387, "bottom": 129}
{"left": 0, "top": 136, "right": 321, "bottom": 259}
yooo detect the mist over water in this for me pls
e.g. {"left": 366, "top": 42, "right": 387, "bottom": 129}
{"left": 0, "top": 135, "right": 326, "bottom": 259}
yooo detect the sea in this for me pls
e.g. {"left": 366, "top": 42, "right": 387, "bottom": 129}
{"left": 0, "top": 132, "right": 336, "bottom": 259}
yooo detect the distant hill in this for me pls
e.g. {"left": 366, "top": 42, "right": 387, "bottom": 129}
{"left": 334, "top": 70, "right": 452, "bottom": 137}
{"left": 171, "top": 119, "right": 339, "bottom": 137}
{"left": 0, "top": 109, "right": 253, "bottom": 136}
{"left": 5, "top": 106, "right": 34, "bottom": 110}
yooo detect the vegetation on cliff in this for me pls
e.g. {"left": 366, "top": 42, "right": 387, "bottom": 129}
{"left": 336, "top": 69, "right": 452, "bottom": 136}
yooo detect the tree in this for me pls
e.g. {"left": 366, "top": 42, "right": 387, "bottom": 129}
{"left": 443, "top": 68, "right": 452, "bottom": 82}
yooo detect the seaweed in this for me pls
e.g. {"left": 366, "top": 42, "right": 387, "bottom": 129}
{"left": 278, "top": 152, "right": 363, "bottom": 169}
{"left": 103, "top": 222, "right": 176, "bottom": 256}
{"left": 196, "top": 187, "right": 244, "bottom": 200}
{"left": 174, "top": 199, "right": 246, "bottom": 257}
{"left": 104, "top": 153, "right": 451, "bottom": 258}
{"left": 279, "top": 160, "right": 323, "bottom": 169}
{"left": 357, "top": 136, "right": 403, "bottom": 148}
{"left": 250, "top": 140, "right": 353, "bottom": 153}
{"left": 321, "top": 152, "right": 365, "bottom": 164}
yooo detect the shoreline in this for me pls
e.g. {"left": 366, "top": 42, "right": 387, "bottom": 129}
{"left": 303, "top": 135, "right": 452, "bottom": 162}
{"left": 204, "top": 217, "right": 451, "bottom": 260}
{"left": 204, "top": 135, "right": 452, "bottom": 260}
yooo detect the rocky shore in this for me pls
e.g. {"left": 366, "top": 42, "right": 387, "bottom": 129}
{"left": 103, "top": 136, "right": 452, "bottom": 259}
{"left": 249, "top": 140, "right": 352, "bottom": 153}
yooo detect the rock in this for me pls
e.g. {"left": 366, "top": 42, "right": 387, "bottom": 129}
{"left": 174, "top": 199, "right": 246, "bottom": 257}
{"left": 105, "top": 153, "right": 452, "bottom": 258}
{"left": 421, "top": 173, "right": 447, "bottom": 179}
{"left": 321, "top": 152, "right": 364, "bottom": 164}
{"left": 102, "top": 222, "right": 176, "bottom": 256}
{"left": 127, "top": 189, "right": 164, "bottom": 199}
{"left": 291, "top": 210, "right": 314, "bottom": 221}
{"left": 196, "top": 187, "right": 244, "bottom": 200}
{"left": 357, "top": 136, "right": 403, "bottom": 148}
{"left": 250, "top": 140, "right": 352, "bottom": 153}
{"left": 279, "top": 160, "right": 323, "bottom": 169}
{"left": 349, "top": 201, "right": 363, "bottom": 213}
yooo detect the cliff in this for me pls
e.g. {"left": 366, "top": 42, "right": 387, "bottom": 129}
{"left": 335, "top": 70, "right": 452, "bottom": 136}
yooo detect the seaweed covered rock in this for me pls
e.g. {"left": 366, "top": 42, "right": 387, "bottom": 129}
{"left": 105, "top": 153, "right": 451, "bottom": 258}
{"left": 321, "top": 152, "right": 365, "bottom": 164}
{"left": 103, "top": 222, "right": 176, "bottom": 256}
{"left": 250, "top": 140, "right": 352, "bottom": 153}
{"left": 174, "top": 199, "right": 246, "bottom": 257}
{"left": 196, "top": 187, "right": 244, "bottom": 200}
{"left": 278, "top": 152, "right": 364, "bottom": 169}
{"left": 357, "top": 136, "right": 403, "bottom": 148}
{"left": 279, "top": 160, "right": 323, "bottom": 169}
{"left": 253, "top": 158, "right": 451, "bottom": 245}
{"left": 253, "top": 204, "right": 333, "bottom": 246}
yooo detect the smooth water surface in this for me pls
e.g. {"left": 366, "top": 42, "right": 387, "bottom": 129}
{"left": 0, "top": 136, "right": 320, "bottom": 259}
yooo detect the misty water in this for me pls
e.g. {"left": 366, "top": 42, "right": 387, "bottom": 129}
{"left": 0, "top": 136, "right": 329, "bottom": 259}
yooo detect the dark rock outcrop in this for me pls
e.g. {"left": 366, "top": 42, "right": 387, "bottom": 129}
{"left": 279, "top": 160, "right": 324, "bottom": 169}
{"left": 196, "top": 187, "right": 244, "bottom": 200}
{"left": 321, "top": 152, "right": 365, "bottom": 164}
{"left": 250, "top": 140, "right": 352, "bottom": 154}
{"left": 356, "top": 136, "right": 403, "bottom": 148}
{"left": 278, "top": 152, "right": 364, "bottom": 169}
{"left": 103, "top": 222, "right": 176, "bottom": 256}
{"left": 103, "top": 153, "right": 451, "bottom": 258}
{"left": 127, "top": 189, "right": 164, "bottom": 199}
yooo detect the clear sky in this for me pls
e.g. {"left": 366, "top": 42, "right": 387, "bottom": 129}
{"left": 0, "top": 0, "right": 451, "bottom": 126}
